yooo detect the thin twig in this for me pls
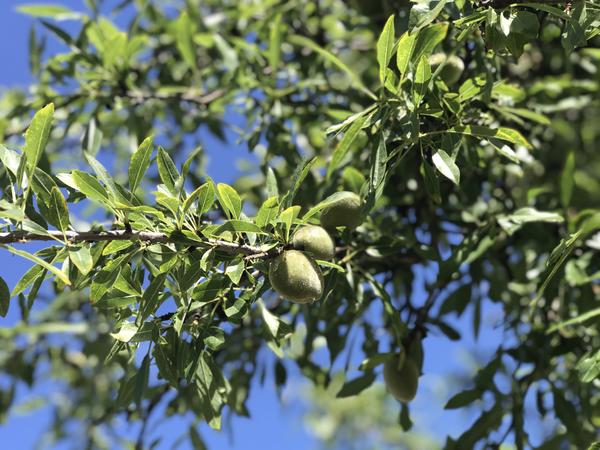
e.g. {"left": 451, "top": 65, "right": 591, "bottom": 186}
{"left": 115, "top": 88, "right": 225, "bottom": 106}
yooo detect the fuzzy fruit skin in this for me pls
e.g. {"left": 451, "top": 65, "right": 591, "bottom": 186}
{"left": 319, "top": 191, "right": 363, "bottom": 231}
{"left": 268, "top": 250, "right": 324, "bottom": 303}
{"left": 428, "top": 53, "right": 465, "bottom": 86}
{"left": 383, "top": 355, "right": 419, "bottom": 403}
{"left": 291, "top": 225, "right": 335, "bottom": 261}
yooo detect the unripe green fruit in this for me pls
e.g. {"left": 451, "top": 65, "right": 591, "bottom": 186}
{"left": 428, "top": 53, "right": 465, "bottom": 86}
{"left": 268, "top": 250, "right": 324, "bottom": 303}
{"left": 319, "top": 191, "right": 363, "bottom": 231}
{"left": 291, "top": 225, "right": 335, "bottom": 261}
{"left": 383, "top": 354, "right": 419, "bottom": 403}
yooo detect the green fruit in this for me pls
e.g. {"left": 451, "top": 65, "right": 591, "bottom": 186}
{"left": 383, "top": 354, "right": 419, "bottom": 403}
{"left": 319, "top": 191, "right": 363, "bottom": 231}
{"left": 428, "top": 53, "right": 465, "bottom": 86}
{"left": 268, "top": 250, "right": 324, "bottom": 303}
{"left": 291, "top": 225, "right": 335, "bottom": 261}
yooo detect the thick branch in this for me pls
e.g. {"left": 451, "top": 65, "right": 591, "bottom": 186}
{"left": 0, "top": 229, "right": 274, "bottom": 258}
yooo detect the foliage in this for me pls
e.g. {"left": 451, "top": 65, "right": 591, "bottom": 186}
{"left": 0, "top": 0, "right": 599, "bottom": 448}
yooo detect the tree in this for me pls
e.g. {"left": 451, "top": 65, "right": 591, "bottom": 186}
{"left": 0, "top": 0, "right": 599, "bottom": 448}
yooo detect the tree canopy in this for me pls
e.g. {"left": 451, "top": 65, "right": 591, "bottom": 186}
{"left": 1, "top": 0, "right": 600, "bottom": 448}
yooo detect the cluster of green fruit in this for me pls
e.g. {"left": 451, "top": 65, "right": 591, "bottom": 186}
{"left": 267, "top": 192, "right": 420, "bottom": 403}
{"left": 268, "top": 191, "right": 362, "bottom": 303}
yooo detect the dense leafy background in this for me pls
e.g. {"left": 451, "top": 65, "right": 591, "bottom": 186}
{"left": 0, "top": 0, "right": 599, "bottom": 449}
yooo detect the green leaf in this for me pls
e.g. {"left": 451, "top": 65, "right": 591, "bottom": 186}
{"left": 139, "top": 273, "right": 167, "bottom": 320}
{"left": 255, "top": 196, "right": 279, "bottom": 229}
{"left": 157, "top": 147, "right": 180, "bottom": 194}
{"left": 84, "top": 154, "right": 127, "bottom": 204}
{"left": 71, "top": 170, "right": 110, "bottom": 205}
{"left": 216, "top": 183, "right": 242, "bottom": 219}
{"left": 376, "top": 15, "right": 395, "bottom": 85}
{"left": 413, "top": 55, "right": 431, "bottom": 103}
{"left": 225, "top": 259, "right": 245, "bottom": 285}
{"left": 82, "top": 118, "right": 103, "bottom": 156}
{"left": 449, "top": 125, "right": 532, "bottom": 149}
{"left": 69, "top": 247, "right": 93, "bottom": 275}
{"left": 102, "top": 240, "right": 133, "bottom": 256}
{"left": 358, "top": 352, "right": 395, "bottom": 371}
{"left": 414, "top": 0, "right": 447, "bottom": 29}
{"left": 266, "top": 167, "right": 279, "bottom": 199}
{"left": 488, "top": 141, "right": 521, "bottom": 163}
{"left": 189, "top": 426, "right": 207, "bottom": 450}
{"left": 453, "top": 404, "right": 504, "bottom": 448}
{"left": 47, "top": 187, "right": 70, "bottom": 232}
{"left": 192, "top": 276, "right": 231, "bottom": 303}
{"left": 288, "top": 35, "right": 376, "bottom": 100}
{"left": 23, "top": 103, "right": 54, "bottom": 178}
{"left": 203, "top": 326, "right": 226, "bottom": 351}
{"left": 399, "top": 403, "right": 413, "bottom": 431}
{"left": 196, "top": 180, "right": 215, "bottom": 215}
{"left": 0, "top": 276, "right": 9, "bottom": 317}
{"left": 396, "top": 31, "right": 417, "bottom": 76}
{"left": 336, "top": 372, "right": 376, "bottom": 398}
{"left": 111, "top": 322, "right": 139, "bottom": 343}
{"left": 497, "top": 207, "right": 563, "bottom": 235}
{"left": 548, "top": 307, "right": 600, "bottom": 333}
{"left": 31, "top": 168, "right": 58, "bottom": 205}
{"left": 367, "top": 134, "right": 387, "bottom": 207}
{"left": 259, "top": 299, "right": 291, "bottom": 340}
{"left": 412, "top": 22, "right": 448, "bottom": 64}
{"left": 129, "top": 136, "right": 154, "bottom": 193}
{"left": 268, "top": 13, "right": 283, "bottom": 69}
{"left": 432, "top": 150, "right": 460, "bottom": 185}
{"left": 283, "top": 157, "right": 317, "bottom": 208}
{"left": 16, "top": 4, "right": 81, "bottom": 20}
{"left": 12, "top": 263, "right": 46, "bottom": 297}
{"left": 445, "top": 388, "right": 482, "bottom": 409}
{"left": 279, "top": 205, "right": 300, "bottom": 241}
{"left": 532, "top": 230, "right": 583, "bottom": 307}
{"left": 174, "top": 12, "right": 197, "bottom": 72}
{"left": 365, "top": 273, "right": 407, "bottom": 344}
{"left": 560, "top": 151, "right": 575, "bottom": 207}
{"left": 214, "top": 220, "right": 265, "bottom": 236}
{"left": 328, "top": 116, "right": 367, "bottom": 178}
{"left": 577, "top": 350, "right": 600, "bottom": 383}
{"left": 4, "top": 245, "right": 70, "bottom": 285}
{"left": 133, "top": 355, "right": 150, "bottom": 407}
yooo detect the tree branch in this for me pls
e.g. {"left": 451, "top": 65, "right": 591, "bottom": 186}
{"left": 115, "top": 88, "right": 225, "bottom": 106}
{"left": 480, "top": 0, "right": 567, "bottom": 8}
{"left": 0, "top": 229, "right": 276, "bottom": 258}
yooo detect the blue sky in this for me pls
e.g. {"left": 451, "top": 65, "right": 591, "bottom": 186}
{"left": 0, "top": 1, "right": 553, "bottom": 449}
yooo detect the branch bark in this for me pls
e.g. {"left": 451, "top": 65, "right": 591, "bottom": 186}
{"left": 480, "top": 0, "right": 567, "bottom": 8}
{"left": 0, "top": 229, "right": 276, "bottom": 258}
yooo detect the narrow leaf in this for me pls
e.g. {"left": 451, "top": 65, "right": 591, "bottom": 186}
{"left": 4, "top": 245, "right": 70, "bottom": 285}
{"left": 216, "top": 183, "right": 242, "bottom": 219}
{"left": 157, "top": 147, "right": 180, "bottom": 194}
{"left": 24, "top": 103, "right": 54, "bottom": 177}
{"left": 377, "top": 15, "right": 395, "bottom": 85}
{"left": 328, "top": 116, "right": 367, "bottom": 178}
{"left": 0, "top": 276, "right": 9, "bottom": 317}
{"left": 432, "top": 150, "right": 460, "bottom": 185}
{"left": 48, "top": 187, "right": 70, "bottom": 232}
{"left": 129, "top": 136, "right": 154, "bottom": 192}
